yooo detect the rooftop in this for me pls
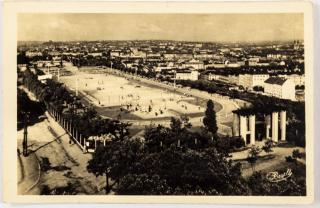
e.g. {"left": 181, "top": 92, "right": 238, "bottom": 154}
{"left": 264, "top": 77, "right": 287, "bottom": 85}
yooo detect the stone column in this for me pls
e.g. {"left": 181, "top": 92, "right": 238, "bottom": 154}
{"left": 265, "top": 114, "right": 271, "bottom": 139}
{"left": 239, "top": 115, "right": 247, "bottom": 144}
{"left": 232, "top": 114, "right": 240, "bottom": 137}
{"left": 272, "top": 112, "right": 279, "bottom": 142}
{"left": 280, "top": 111, "right": 286, "bottom": 141}
{"left": 249, "top": 115, "right": 256, "bottom": 145}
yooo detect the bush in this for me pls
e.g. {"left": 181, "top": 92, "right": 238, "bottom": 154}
{"left": 229, "top": 136, "right": 245, "bottom": 149}
{"left": 292, "top": 149, "right": 303, "bottom": 159}
{"left": 216, "top": 136, "right": 245, "bottom": 153}
{"left": 285, "top": 156, "right": 296, "bottom": 163}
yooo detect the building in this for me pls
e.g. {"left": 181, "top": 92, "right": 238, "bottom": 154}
{"left": 181, "top": 59, "right": 204, "bottom": 70}
{"left": 238, "top": 74, "right": 269, "bottom": 90}
{"left": 38, "top": 74, "right": 53, "bottom": 83}
{"left": 175, "top": 69, "right": 199, "bottom": 81}
{"left": 264, "top": 77, "right": 296, "bottom": 101}
{"left": 26, "top": 51, "right": 43, "bottom": 57}
{"left": 232, "top": 110, "right": 287, "bottom": 145}
{"left": 279, "top": 74, "right": 305, "bottom": 86}
{"left": 248, "top": 57, "right": 260, "bottom": 66}
{"left": 205, "top": 73, "right": 239, "bottom": 85}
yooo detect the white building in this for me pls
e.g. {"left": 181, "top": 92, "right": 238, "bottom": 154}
{"left": 264, "top": 77, "right": 296, "bottom": 101}
{"left": 238, "top": 74, "right": 270, "bottom": 89}
{"left": 26, "top": 51, "right": 43, "bottom": 57}
{"left": 248, "top": 57, "right": 260, "bottom": 66}
{"left": 279, "top": 74, "right": 305, "bottom": 86}
{"left": 207, "top": 74, "right": 239, "bottom": 85}
{"left": 38, "top": 74, "right": 53, "bottom": 83}
{"left": 182, "top": 59, "right": 204, "bottom": 70}
{"left": 175, "top": 70, "right": 199, "bottom": 81}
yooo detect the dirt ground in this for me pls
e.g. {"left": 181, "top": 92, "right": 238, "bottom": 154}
{"left": 17, "top": 87, "right": 107, "bottom": 195}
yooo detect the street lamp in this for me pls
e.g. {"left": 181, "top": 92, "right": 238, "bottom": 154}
{"left": 23, "top": 112, "right": 30, "bottom": 157}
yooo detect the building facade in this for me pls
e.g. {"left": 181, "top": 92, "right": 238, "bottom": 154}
{"left": 238, "top": 74, "right": 269, "bottom": 89}
{"left": 176, "top": 70, "right": 199, "bottom": 81}
{"left": 264, "top": 77, "right": 296, "bottom": 101}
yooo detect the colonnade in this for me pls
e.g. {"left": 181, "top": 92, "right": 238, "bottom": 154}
{"left": 232, "top": 110, "right": 286, "bottom": 145}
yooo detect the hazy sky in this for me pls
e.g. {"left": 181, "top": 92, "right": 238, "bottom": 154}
{"left": 18, "top": 13, "right": 304, "bottom": 42}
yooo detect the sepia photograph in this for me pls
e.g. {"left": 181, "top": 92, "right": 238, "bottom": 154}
{"left": 2, "top": 0, "right": 315, "bottom": 205}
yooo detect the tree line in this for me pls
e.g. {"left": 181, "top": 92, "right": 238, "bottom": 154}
{"left": 20, "top": 67, "right": 129, "bottom": 139}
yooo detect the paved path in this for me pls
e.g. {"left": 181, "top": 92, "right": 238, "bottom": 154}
{"left": 17, "top": 150, "right": 41, "bottom": 195}
{"left": 18, "top": 87, "right": 107, "bottom": 195}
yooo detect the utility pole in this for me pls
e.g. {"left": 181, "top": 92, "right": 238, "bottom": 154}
{"left": 22, "top": 113, "right": 29, "bottom": 157}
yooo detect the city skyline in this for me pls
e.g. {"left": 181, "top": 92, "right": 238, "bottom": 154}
{"left": 18, "top": 13, "right": 304, "bottom": 42}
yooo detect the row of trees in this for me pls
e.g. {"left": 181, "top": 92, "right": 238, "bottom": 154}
{"left": 205, "top": 62, "right": 305, "bottom": 76}
{"left": 20, "top": 67, "right": 129, "bottom": 139}
{"left": 17, "top": 88, "right": 45, "bottom": 130}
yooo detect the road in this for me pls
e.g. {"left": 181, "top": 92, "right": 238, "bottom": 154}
{"left": 17, "top": 87, "right": 107, "bottom": 195}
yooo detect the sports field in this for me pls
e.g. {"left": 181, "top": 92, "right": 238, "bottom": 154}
{"left": 59, "top": 70, "right": 210, "bottom": 121}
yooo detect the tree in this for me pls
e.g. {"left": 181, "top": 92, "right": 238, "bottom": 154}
{"left": 115, "top": 146, "right": 249, "bottom": 195}
{"left": 203, "top": 100, "right": 218, "bottom": 135}
{"left": 253, "top": 86, "right": 264, "bottom": 92}
{"left": 87, "top": 143, "right": 113, "bottom": 193}
{"left": 115, "top": 174, "right": 171, "bottom": 195}
{"left": 109, "top": 138, "right": 145, "bottom": 185}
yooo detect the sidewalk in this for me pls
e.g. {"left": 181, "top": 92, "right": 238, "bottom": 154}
{"left": 18, "top": 87, "right": 106, "bottom": 195}
{"left": 17, "top": 149, "right": 41, "bottom": 195}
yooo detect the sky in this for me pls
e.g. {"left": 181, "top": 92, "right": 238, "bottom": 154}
{"left": 18, "top": 13, "right": 304, "bottom": 42}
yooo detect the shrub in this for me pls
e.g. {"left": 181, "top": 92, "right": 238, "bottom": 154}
{"left": 285, "top": 156, "right": 296, "bottom": 163}
{"left": 216, "top": 136, "right": 245, "bottom": 153}
{"left": 292, "top": 149, "right": 303, "bottom": 159}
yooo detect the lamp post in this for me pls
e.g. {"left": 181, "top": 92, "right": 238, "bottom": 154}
{"left": 22, "top": 113, "right": 30, "bottom": 157}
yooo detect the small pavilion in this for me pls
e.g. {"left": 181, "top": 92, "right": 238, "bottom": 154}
{"left": 232, "top": 106, "right": 287, "bottom": 145}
